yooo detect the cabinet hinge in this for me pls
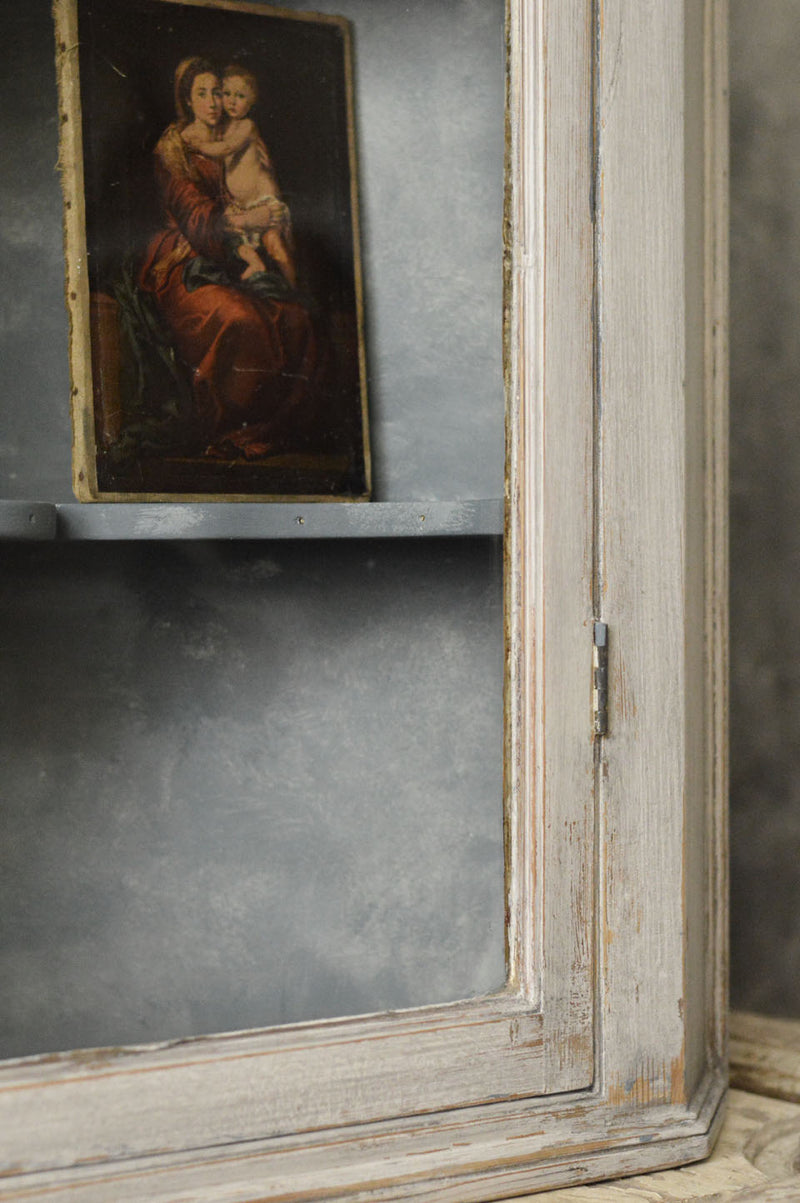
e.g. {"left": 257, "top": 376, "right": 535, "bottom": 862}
{"left": 593, "top": 621, "right": 609, "bottom": 738}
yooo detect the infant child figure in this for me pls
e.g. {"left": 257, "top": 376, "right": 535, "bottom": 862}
{"left": 184, "top": 66, "right": 297, "bottom": 287}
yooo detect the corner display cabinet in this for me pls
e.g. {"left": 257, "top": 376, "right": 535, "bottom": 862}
{"left": 0, "top": 1, "right": 728, "bottom": 1199}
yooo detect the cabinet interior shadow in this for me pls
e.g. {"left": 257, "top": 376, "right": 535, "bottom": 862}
{"left": 0, "top": 539, "right": 505, "bottom": 1058}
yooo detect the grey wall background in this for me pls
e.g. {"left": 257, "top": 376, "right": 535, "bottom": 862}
{"left": 729, "top": 1, "right": 800, "bottom": 1017}
{"left": 0, "top": 0, "right": 506, "bottom": 1060}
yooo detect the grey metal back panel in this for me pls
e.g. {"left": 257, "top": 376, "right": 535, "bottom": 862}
{"left": 0, "top": 538, "right": 505, "bottom": 1058}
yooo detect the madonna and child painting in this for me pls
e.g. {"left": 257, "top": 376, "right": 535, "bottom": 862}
{"left": 56, "top": 0, "right": 370, "bottom": 500}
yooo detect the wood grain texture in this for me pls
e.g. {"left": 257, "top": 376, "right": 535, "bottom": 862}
{"left": 524, "top": 1020, "right": 800, "bottom": 1199}
{"left": 0, "top": 1, "right": 728, "bottom": 1197}
{"left": 731, "top": 1012, "right": 800, "bottom": 1103}
{"left": 520, "top": 1089, "right": 800, "bottom": 1201}
{"left": 703, "top": 0, "right": 731, "bottom": 1090}
{"left": 597, "top": 0, "right": 690, "bottom": 1108}
{"left": 595, "top": 0, "right": 729, "bottom": 1111}
{"left": 0, "top": 1073, "right": 726, "bottom": 1202}
{"left": 504, "top": 0, "right": 595, "bottom": 1082}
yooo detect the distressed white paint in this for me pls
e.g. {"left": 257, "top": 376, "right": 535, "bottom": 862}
{"left": 538, "top": 1020, "right": 800, "bottom": 1199}
{"left": 595, "top": 0, "right": 729, "bottom": 1111}
{"left": 0, "top": 0, "right": 729, "bottom": 1196}
{"left": 534, "top": 1090, "right": 800, "bottom": 1200}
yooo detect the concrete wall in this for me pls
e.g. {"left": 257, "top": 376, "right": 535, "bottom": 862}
{"left": 729, "top": 1, "right": 800, "bottom": 1016}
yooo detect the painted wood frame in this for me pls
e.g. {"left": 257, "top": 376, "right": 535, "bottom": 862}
{"left": 57, "top": 0, "right": 372, "bottom": 503}
{"left": 0, "top": 0, "right": 728, "bottom": 1197}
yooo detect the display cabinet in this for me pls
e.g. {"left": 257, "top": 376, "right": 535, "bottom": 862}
{"left": 0, "top": 1, "right": 728, "bottom": 1198}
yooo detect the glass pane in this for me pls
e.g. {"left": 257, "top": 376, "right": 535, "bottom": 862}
{"left": 0, "top": 539, "right": 503, "bottom": 1055}
{"left": 0, "top": 0, "right": 506, "bottom": 1057}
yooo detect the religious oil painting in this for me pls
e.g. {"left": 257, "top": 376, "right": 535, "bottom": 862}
{"left": 55, "top": 0, "right": 370, "bottom": 501}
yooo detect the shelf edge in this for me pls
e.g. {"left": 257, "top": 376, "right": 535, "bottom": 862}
{"left": 48, "top": 499, "right": 504, "bottom": 541}
{"left": 0, "top": 502, "right": 58, "bottom": 542}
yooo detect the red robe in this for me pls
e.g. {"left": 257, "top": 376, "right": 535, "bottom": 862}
{"left": 139, "top": 126, "right": 316, "bottom": 456}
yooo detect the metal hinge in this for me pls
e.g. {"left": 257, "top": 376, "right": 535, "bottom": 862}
{"left": 593, "top": 621, "right": 609, "bottom": 738}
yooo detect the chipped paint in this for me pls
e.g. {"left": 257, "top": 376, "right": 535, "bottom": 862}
{"left": 607, "top": 1052, "right": 686, "bottom": 1109}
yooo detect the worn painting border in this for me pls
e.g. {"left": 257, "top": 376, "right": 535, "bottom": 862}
{"left": 57, "top": 0, "right": 370, "bottom": 502}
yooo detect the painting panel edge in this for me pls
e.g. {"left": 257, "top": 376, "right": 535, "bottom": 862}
{"left": 54, "top": 0, "right": 371, "bottom": 502}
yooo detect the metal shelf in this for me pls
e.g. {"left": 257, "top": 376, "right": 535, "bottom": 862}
{"left": 0, "top": 502, "right": 58, "bottom": 541}
{"left": 0, "top": 499, "right": 504, "bottom": 542}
